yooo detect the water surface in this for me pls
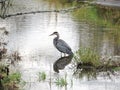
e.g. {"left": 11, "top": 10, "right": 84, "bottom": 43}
{"left": 0, "top": 0, "right": 120, "bottom": 90}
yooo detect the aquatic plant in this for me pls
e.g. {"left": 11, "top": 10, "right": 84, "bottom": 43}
{"left": 74, "top": 47, "right": 101, "bottom": 67}
{"left": 73, "top": 47, "right": 120, "bottom": 80}
{"left": 55, "top": 75, "right": 67, "bottom": 87}
{"left": 0, "top": 64, "right": 22, "bottom": 89}
{"left": 38, "top": 72, "right": 46, "bottom": 81}
{"left": 1, "top": 72, "right": 21, "bottom": 85}
{"left": 112, "top": 67, "right": 120, "bottom": 71}
{"left": 0, "top": 72, "right": 21, "bottom": 89}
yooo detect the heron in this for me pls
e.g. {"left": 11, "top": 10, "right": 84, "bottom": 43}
{"left": 50, "top": 32, "right": 73, "bottom": 56}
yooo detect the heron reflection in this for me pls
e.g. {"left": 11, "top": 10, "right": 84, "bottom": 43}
{"left": 53, "top": 55, "right": 73, "bottom": 73}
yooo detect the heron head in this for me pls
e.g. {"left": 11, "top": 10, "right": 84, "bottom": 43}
{"left": 49, "top": 32, "right": 59, "bottom": 36}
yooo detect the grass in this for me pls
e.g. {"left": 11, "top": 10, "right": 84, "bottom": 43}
{"left": 1, "top": 72, "right": 21, "bottom": 85}
{"left": 38, "top": 72, "right": 46, "bottom": 81}
{"left": 55, "top": 77, "right": 67, "bottom": 87}
{"left": 55, "top": 75, "right": 67, "bottom": 87}
{"left": 37, "top": 72, "right": 69, "bottom": 87}
{"left": 74, "top": 47, "right": 101, "bottom": 67}
{"left": 112, "top": 67, "right": 120, "bottom": 71}
{"left": 0, "top": 64, "right": 22, "bottom": 89}
{"left": 74, "top": 47, "right": 120, "bottom": 78}
{"left": 37, "top": 72, "right": 70, "bottom": 87}
{"left": 1, "top": 72, "right": 21, "bottom": 89}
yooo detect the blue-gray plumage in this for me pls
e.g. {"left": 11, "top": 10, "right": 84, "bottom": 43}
{"left": 50, "top": 32, "right": 73, "bottom": 55}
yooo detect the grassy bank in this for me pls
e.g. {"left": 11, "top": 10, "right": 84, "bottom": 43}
{"left": 74, "top": 47, "right": 120, "bottom": 71}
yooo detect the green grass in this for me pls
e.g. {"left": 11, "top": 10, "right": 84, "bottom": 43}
{"left": 74, "top": 47, "right": 101, "bottom": 67}
{"left": 0, "top": 64, "right": 21, "bottom": 89}
{"left": 55, "top": 78, "right": 67, "bottom": 87}
{"left": 111, "top": 67, "right": 120, "bottom": 71}
{"left": 1, "top": 72, "right": 21, "bottom": 88}
{"left": 55, "top": 75, "right": 67, "bottom": 87}
{"left": 2, "top": 72, "right": 21, "bottom": 83}
{"left": 38, "top": 72, "right": 46, "bottom": 81}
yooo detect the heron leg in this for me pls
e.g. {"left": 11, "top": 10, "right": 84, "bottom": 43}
{"left": 64, "top": 53, "right": 66, "bottom": 56}
{"left": 61, "top": 52, "right": 62, "bottom": 57}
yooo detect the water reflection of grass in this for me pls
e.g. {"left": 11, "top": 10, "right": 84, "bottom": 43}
{"left": 73, "top": 67, "right": 118, "bottom": 80}
{"left": 73, "top": 68, "right": 97, "bottom": 80}
{"left": 55, "top": 74, "right": 68, "bottom": 87}
{"left": 46, "top": 0, "right": 120, "bottom": 29}
{"left": 46, "top": 0, "right": 79, "bottom": 9}
{"left": 72, "top": 5, "right": 120, "bottom": 29}
{"left": 55, "top": 76, "right": 67, "bottom": 87}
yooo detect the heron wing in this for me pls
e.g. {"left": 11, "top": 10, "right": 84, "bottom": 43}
{"left": 56, "top": 39, "right": 71, "bottom": 51}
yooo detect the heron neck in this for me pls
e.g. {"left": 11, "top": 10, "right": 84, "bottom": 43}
{"left": 56, "top": 34, "right": 59, "bottom": 40}
{"left": 54, "top": 36, "right": 59, "bottom": 45}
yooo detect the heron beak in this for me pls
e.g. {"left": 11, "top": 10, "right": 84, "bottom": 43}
{"left": 49, "top": 33, "right": 54, "bottom": 36}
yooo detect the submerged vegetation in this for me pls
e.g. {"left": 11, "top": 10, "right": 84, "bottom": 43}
{"left": 38, "top": 72, "right": 46, "bottom": 81}
{"left": 55, "top": 76, "right": 67, "bottom": 87}
{"left": 37, "top": 71, "right": 68, "bottom": 87}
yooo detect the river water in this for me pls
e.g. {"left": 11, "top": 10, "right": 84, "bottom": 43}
{"left": 0, "top": 0, "right": 120, "bottom": 90}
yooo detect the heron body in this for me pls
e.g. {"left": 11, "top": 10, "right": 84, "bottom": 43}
{"left": 50, "top": 32, "right": 73, "bottom": 55}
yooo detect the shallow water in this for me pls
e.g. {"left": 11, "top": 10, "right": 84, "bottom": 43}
{"left": 0, "top": 0, "right": 120, "bottom": 90}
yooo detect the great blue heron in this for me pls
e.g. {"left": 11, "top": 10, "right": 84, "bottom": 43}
{"left": 50, "top": 32, "right": 73, "bottom": 56}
